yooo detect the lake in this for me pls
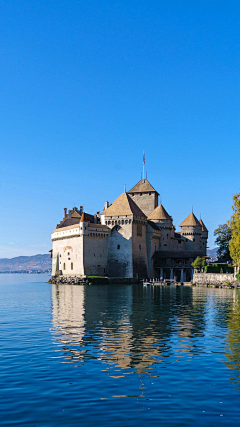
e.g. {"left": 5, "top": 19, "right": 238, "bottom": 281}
{"left": 1, "top": 274, "right": 240, "bottom": 426}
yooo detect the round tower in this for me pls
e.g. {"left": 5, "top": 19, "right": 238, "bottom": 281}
{"left": 79, "top": 212, "right": 88, "bottom": 235}
{"left": 148, "top": 204, "right": 174, "bottom": 249}
{"left": 199, "top": 219, "right": 208, "bottom": 255}
{"left": 179, "top": 212, "right": 202, "bottom": 251}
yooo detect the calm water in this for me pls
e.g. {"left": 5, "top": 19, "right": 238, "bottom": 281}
{"left": 1, "top": 275, "right": 240, "bottom": 426}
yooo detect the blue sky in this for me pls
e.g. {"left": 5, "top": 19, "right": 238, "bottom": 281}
{"left": 0, "top": 0, "right": 239, "bottom": 257}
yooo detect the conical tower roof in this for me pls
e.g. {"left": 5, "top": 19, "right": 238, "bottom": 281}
{"left": 147, "top": 204, "right": 172, "bottom": 221}
{"left": 199, "top": 219, "right": 208, "bottom": 232}
{"left": 128, "top": 179, "right": 159, "bottom": 195}
{"left": 179, "top": 212, "right": 201, "bottom": 227}
{"left": 80, "top": 212, "right": 86, "bottom": 222}
{"left": 102, "top": 192, "right": 146, "bottom": 217}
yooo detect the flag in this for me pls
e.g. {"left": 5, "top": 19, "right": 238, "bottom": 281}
{"left": 143, "top": 151, "right": 145, "bottom": 166}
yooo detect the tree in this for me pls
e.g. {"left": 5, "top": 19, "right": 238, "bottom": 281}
{"left": 214, "top": 223, "right": 232, "bottom": 261}
{"left": 192, "top": 256, "right": 206, "bottom": 271}
{"left": 229, "top": 191, "right": 240, "bottom": 268}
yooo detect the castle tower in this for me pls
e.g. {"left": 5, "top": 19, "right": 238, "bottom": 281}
{"left": 179, "top": 212, "right": 203, "bottom": 252}
{"left": 127, "top": 179, "right": 159, "bottom": 217}
{"left": 103, "top": 192, "right": 148, "bottom": 279}
{"left": 199, "top": 219, "right": 208, "bottom": 256}
{"left": 147, "top": 204, "right": 174, "bottom": 250}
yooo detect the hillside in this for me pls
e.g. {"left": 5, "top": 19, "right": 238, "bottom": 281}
{"left": 207, "top": 248, "right": 218, "bottom": 258}
{"left": 0, "top": 254, "right": 52, "bottom": 273}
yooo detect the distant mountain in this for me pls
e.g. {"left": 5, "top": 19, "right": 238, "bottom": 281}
{"left": 0, "top": 254, "right": 52, "bottom": 273}
{"left": 207, "top": 248, "right": 218, "bottom": 258}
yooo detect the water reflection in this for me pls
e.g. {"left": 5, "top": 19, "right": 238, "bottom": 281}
{"left": 51, "top": 284, "right": 212, "bottom": 369}
{"left": 51, "top": 284, "right": 85, "bottom": 361}
{"left": 51, "top": 283, "right": 240, "bottom": 388}
{"left": 224, "top": 290, "right": 240, "bottom": 386}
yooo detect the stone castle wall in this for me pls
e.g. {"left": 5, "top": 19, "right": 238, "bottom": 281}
{"left": 128, "top": 192, "right": 158, "bottom": 216}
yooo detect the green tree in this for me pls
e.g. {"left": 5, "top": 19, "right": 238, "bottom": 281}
{"left": 229, "top": 191, "right": 240, "bottom": 268}
{"left": 214, "top": 223, "right": 232, "bottom": 261}
{"left": 192, "top": 256, "right": 206, "bottom": 271}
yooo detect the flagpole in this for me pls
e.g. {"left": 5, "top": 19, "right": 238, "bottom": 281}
{"left": 143, "top": 151, "right": 145, "bottom": 180}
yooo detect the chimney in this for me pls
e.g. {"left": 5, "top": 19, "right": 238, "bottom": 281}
{"left": 104, "top": 201, "right": 109, "bottom": 210}
{"left": 68, "top": 210, "right": 72, "bottom": 219}
{"left": 64, "top": 208, "right": 67, "bottom": 218}
{"left": 80, "top": 206, "right": 83, "bottom": 215}
{"left": 94, "top": 214, "right": 97, "bottom": 224}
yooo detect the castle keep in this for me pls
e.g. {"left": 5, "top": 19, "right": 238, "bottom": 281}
{"left": 51, "top": 178, "right": 208, "bottom": 281}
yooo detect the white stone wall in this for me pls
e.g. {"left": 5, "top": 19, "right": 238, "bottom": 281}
{"left": 193, "top": 273, "right": 236, "bottom": 285}
{"left": 83, "top": 234, "right": 108, "bottom": 276}
{"left": 52, "top": 235, "right": 84, "bottom": 276}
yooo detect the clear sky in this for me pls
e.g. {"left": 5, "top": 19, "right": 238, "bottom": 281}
{"left": 1, "top": 0, "right": 239, "bottom": 258}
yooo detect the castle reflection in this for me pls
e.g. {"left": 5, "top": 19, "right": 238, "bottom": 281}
{"left": 51, "top": 284, "right": 212, "bottom": 369}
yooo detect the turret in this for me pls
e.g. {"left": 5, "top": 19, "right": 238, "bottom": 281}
{"left": 79, "top": 212, "right": 88, "bottom": 235}
{"left": 180, "top": 212, "right": 202, "bottom": 251}
{"left": 148, "top": 204, "right": 174, "bottom": 249}
{"left": 199, "top": 219, "right": 208, "bottom": 255}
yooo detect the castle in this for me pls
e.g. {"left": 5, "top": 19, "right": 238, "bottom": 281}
{"left": 51, "top": 178, "right": 208, "bottom": 282}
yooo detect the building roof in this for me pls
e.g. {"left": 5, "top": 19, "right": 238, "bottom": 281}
{"left": 179, "top": 212, "right": 201, "bottom": 227}
{"left": 71, "top": 211, "right": 81, "bottom": 218}
{"left": 147, "top": 204, "right": 172, "bottom": 220}
{"left": 57, "top": 218, "right": 81, "bottom": 229}
{"left": 128, "top": 179, "right": 159, "bottom": 194}
{"left": 199, "top": 219, "right": 208, "bottom": 232}
{"left": 103, "top": 192, "right": 146, "bottom": 217}
{"left": 153, "top": 250, "right": 204, "bottom": 259}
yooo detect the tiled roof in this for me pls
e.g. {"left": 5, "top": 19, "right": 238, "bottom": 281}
{"left": 103, "top": 192, "right": 146, "bottom": 217}
{"left": 57, "top": 218, "right": 81, "bottom": 228}
{"left": 148, "top": 204, "right": 172, "bottom": 220}
{"left": 199, "top": 219, "right": 208, "bottom": 232}
{"left": 80, "top": 212, "right": 86, "bottom": 222}
{"left": 128, "top": 179, "right": 159, "bottom": 194}
{"left": 71, "top": 211, "right": 81, "bottom": 218}
{"left": 179, "top": 212, "right": 201, "bottom": 227}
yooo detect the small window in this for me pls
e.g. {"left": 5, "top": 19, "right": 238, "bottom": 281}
{"left": 117, "top": 245, "right": 120, "bottom": 249}
{"left": 164, "top": 244, "right": 167, "bottom": 246}
{"left": 68, "top": 257, "right": 70, "bottom": 260}
{"left": 149, "top": 192, "right": 151, "bottom": 195}
{"left": 139, "top": 244, "right": 141, "bottom": 250}
{"left": 68, "top": 252, "right": 70, "bottom": 256}
{"left": 94, "top": 254, "right": 95, "bottom": 257}
{"left": 140, "top": 193, "right": 142, "bottom": 196}
{"left": 60, "top": 254, "right": 61, "bottom": 257}
{"left": 71, "top": 262, "right": 73, "bottom": 270}
{"left": 63, "top": 263, "right": 66, "bottom": 270}
{"left": 178, "top": 240, "right": 181, "bottom": 244}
